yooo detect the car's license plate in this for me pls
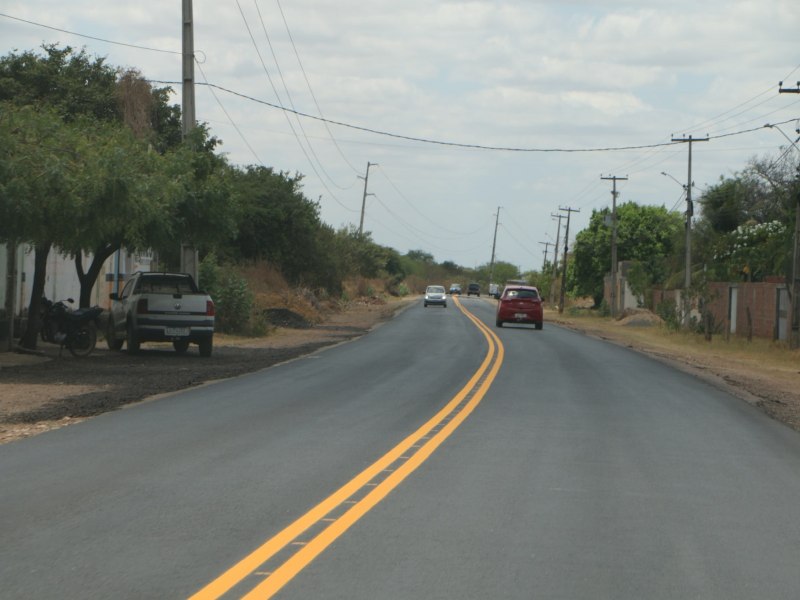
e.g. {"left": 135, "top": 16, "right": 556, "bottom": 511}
{"left": 166, "top": 327, "right": 190, "bottom": 336}
{"left": 515, "top": 313, "right": 527, "bottom": 319}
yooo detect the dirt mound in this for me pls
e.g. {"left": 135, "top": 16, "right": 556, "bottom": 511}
{"left": 616, "top": 308, "right": 663, "bottom": 327}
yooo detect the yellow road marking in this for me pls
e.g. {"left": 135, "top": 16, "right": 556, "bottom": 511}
{"left": 190, "top": 296, "right": 503, "bottom": 599}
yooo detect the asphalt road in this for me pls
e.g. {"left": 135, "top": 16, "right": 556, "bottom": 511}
{"left": 1, "top": 296, "right": 799, "bottom": 599}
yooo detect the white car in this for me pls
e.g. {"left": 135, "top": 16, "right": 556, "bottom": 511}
{"left": 424, "top": 285, "right": 447, "bottom": 308}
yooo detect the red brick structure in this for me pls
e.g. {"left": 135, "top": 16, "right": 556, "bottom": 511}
{"left": 651, "top": 279, "right": 788, "bottom": 341}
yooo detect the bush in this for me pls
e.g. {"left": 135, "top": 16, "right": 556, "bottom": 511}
{"left": 656, "top": 299, "right": 681, "bottom": 331}
{"left": 200, "top": 254, "right": 254, "bottom": 334}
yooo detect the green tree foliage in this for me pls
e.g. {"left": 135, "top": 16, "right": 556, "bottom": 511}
{"left": 226, "top": 166, "right": 322, "bottom": 281}
{"left": 0, "top": 104, "right": 98, "bottom": 348}
{"left": 1, "top": 45, "right": 191, "bottom": 311}
{"left": 571, "top": 202, "right": 683, "bottom": 306}
{"left": 693, "top": 154, "right": 799, "bottom": 283}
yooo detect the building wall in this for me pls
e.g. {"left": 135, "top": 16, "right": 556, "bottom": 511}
{"left": 1, "top": 244, "right": 152, "bottom": 351}
{"left": 654, "top": 281, "right": 786, "bottom": 341}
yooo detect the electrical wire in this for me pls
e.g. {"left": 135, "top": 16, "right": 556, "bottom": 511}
{"left": 233, "top": 0, "right": 358, "bottom": 213}
{"left": 374, "top": 167, "right": 487, "bottom": 237}
{"left": 251, "top": 0, "right": 352, "bottom": 191}
{"left": 274, "top": 0, "right": 360, "bottom": 175}
{"left": 195, "top": 60, "right": 263, "bottom": 165}
{"left": 0, "top": 12, "right": 181, "bottom": 54}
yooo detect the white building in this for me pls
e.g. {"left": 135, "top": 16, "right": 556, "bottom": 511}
{"left": 1, "top": 243, "right": 152, "bottom": 351}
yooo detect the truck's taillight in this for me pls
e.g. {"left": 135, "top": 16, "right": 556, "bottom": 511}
{"left": 136, "top": 298, "right": 149, "bottom": 314}
{"left": 206, "top": 300, "right": 215, "bottom": 316}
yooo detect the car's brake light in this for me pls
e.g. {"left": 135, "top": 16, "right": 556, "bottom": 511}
{"left": 206, "top": 300, "right": 215, "bottom": 316}
{"left": 136, "top": 298, "right": 149, "bottom": 314}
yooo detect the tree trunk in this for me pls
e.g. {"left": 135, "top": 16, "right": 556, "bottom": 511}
{"left": 19, "top": 242, "right": 52, "bottom": 351}
{"left": 76, "top": 243, "right": 119, "bottom": 308}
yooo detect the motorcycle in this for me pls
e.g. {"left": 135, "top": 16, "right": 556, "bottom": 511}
{"left": 39, "top": 297, "right": 104, "bottom": 357}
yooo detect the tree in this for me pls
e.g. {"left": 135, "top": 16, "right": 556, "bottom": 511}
{"left": 1, "top": 46, "right": 186, "bottom": 307}
{"left": 0, "top": 105, "right": 96, "bottom": 348}
{"left": 571, "top": 202, "right": 683, "bottom": 306}
{"left": 227, "top": 166, "right": 323, "bottom": 282}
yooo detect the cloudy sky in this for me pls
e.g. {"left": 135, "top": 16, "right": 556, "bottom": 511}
{"left": 2, "top": 1, "right": 799, "bottom": 272}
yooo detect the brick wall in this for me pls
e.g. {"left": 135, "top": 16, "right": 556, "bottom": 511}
{"left": 655, "top": 281, "right": 787, "bottom": 340}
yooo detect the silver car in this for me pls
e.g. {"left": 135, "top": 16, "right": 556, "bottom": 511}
{"left": 424, "top": 285, "right": 447, "bottom": 308}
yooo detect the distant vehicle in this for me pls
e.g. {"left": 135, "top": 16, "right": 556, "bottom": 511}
{"left": 107, "top": 272, "right": 215, "bottom": 356}
{"left": 488, "top": 283, "right": 500, "bottom": 299}
{"left": 495, "top": 285, "right": 543, "bottom": 329}
{"left": 449, "top": 284, "right": 462, "bottom": 295}
{"left": 424, "top": 285, "right": 448, "bottom": 308}
{"left": 467, "top": 283, "right": 481, "bottom": 297}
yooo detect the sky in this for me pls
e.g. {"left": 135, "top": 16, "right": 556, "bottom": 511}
{"left": 1, "top": 1, "right": 799, "bottom": 273}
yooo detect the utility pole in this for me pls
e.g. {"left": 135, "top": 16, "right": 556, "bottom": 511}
{"left": 550, "top": 212, "right": 564, "bottom": 304}
{"left": 180, "top": 0, "right": 198, "bottom": 281}
{"left": 558, "top": 207, "right": 580, "bottom": 314}
{"left": 671, "top": 134, "right": 709, "bottom": 324}
{"left": 489, "top": 207, "right": 501, "bottom": 285}
{"left": 539, "top": 241, "right": 553, "bottom": 272}
{"left": 358, "top": 161, "right": 377, "bottom": 235}
{"left": 601, "top": 175, "right": 628, "bottom": 318}
{"left": 778, "top": 81, "right": 800, "bottom": 347}
{"left": 182, "top": 0, "right": 196, "bottom": 139}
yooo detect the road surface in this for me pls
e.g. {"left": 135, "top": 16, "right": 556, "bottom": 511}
{"left": 1, "top": 296, "right": 799, "bottom": 599}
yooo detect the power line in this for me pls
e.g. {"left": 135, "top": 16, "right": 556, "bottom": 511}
{"left": 0, "top": 12, "right": 181, "bottom": 54}
{"left": 233, "top": 0, "right": 355, "bottom": 213}
{"left": 250, "top": 0, "right": 351, "bottom": 191}
{"left": 150, "top": 79, "right": 800, "bottom": 154}
{"left": 274, "top": 0, "right": 360, "bottom": 175}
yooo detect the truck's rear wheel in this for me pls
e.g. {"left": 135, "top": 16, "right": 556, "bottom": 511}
{"left": 127, "top": 322, "right": 140, "bottom": 354}
{"left": 106, "top": 319, "right": 124, "bottom": 351}
{"left": 199, "top": 337, "right": 213, "bottom": 357}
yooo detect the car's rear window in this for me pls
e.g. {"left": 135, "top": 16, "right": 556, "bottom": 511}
{"left": 504, "top": 288, "right": 539, "bottom": 299}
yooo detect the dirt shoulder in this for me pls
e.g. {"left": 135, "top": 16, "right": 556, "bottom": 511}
{"left": 0, "top": 297, "right": 415, "bottom": 445}
{"left": 2, "top": 299, "right": 799, "bottom": 445}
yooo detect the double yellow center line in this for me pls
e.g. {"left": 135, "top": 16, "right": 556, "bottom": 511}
{"left": 190, "top": 296, "right": 504, "bottom": 599}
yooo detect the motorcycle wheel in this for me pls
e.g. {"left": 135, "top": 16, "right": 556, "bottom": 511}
{"left": 68, "top": 322, "right": 97, "bottom": 357}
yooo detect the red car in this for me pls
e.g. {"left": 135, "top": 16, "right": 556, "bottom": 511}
{"left": 495, "top": 285, "right": 544, "bottom": 329}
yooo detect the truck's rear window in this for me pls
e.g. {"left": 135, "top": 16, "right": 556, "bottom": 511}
{"left": 136, "top": 277, "right": 197, "bottom": 294}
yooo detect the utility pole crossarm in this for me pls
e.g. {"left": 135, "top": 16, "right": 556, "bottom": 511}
{"left": 778, "top": 81, "right": 800, "bottom": 93}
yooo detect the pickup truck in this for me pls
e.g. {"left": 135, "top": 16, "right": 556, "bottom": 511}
{"left": 106, "top": 272, "right": 215, "bottom": 356}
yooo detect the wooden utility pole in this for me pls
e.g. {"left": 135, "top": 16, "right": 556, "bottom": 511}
{"left": 671, "top": 134, "right": 709, "bottom": 325}
{"left": 4, "top": 242, "right": 16, "bottom": 351}
{"left": 181, "top": 0, "right": 198, "bottom": 280}
{"left": 182, "top": 0, "right": 196, "bottom": 139}
{"left": 558, "top": 206, "right": 579, "bottom": 314}
{"left": 550, "top": 212, "right": 563, "bottom": 305}
{"left": 601, "top": 175, "right": 627, "bottom": 318}
{"left": 358, "top": 161, "right": 377, "bottom": 235}
{"left": 539, "top": 241, "right": 553, "bottom": 272}
{"left": 778, "top": 82, "right": 800, "bottom": 346}
{"left": 489, "top": 207, "right": 501, "bottom": 285}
